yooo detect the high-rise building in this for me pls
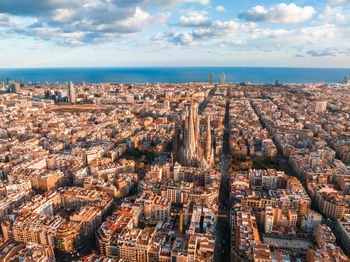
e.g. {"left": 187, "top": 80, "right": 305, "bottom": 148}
{"left": 68, "top": 81, "right": 76, "bottom": 103}
{"left": 210, "top": 73, "right": 213, "bottom": 84}
{"left": 9, "top": 82, "right": 20, "bottom": 93}
{"left": 221, "top": 73, "right": 225, "bottom": 84}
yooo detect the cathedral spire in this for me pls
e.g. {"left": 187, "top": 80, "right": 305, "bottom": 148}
{"left": 187, "top": 104, "right": 196, "bottom": 151}
{"left": 205, "top": 116, "right": 214, "bottom": 167}
{"left": 194, "top": 106, "right": 200, "bottom": 144}
{"left": 173, "top": 120, "right": 180, "bottom": 159}
{"left": 176, "top": 102, "right": 205, "bottom": 167}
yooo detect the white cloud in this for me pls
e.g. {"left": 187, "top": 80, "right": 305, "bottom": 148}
{"left": 152, "top": 30, "right": 196, "bottom": 45}
{"left": 179, "top": 14, "right": 211, "bottom": 27}
{"left": 318, "top": 6, "right": 346, "bottom": 23}
{"left": 151, "top": 20, "right": 346, "bottom": 57}
{"left": 239, "top": 3, "right": 316, "bottom": 23}
{"left": 114, "top": 0, "right": 210, "bottom": 9}
{"left": 327, "top": 0, "right": 350, "bottom": 4}
{"left": 0, "top": 0, "right": 211, "bottom": 45}
{"left": 192, "top": 20, "right": 253, "bottom": 39}
{"left": 153, "top": 20, "right": 255, "bottom": 45}
{"left": 51, "top": 9, "right": 77, "bottom": 23}
{"left": 299, "top": 25, "right": 336, "bottom": 43}
{"left": 216, "top": 5, "right": 226, "bottom": 12}
{"left": 250, "top": 24, "right": 336, "bottom": 45}
{"left": 243, "top": 24, "right": 339, "bottom": 54}
{"left": 0, "top": 1, "right": 173, "bottom": 45}
{"left": 0, "top": 14, "right": 17, "bottom": 27}
{"left": 0, "top": 0, "right": 210, "bottom": 15}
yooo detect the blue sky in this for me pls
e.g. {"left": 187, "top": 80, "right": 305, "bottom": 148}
{"left": 0, "top": 0, "right": 349, "bottom": 68}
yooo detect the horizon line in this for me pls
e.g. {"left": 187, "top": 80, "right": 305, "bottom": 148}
{"left": 0, "top": 66, "right": 350, "bottom": 70}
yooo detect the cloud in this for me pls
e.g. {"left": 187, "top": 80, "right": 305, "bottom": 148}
{"left": 306, "top": 49, "right": 335, "bottom": 57}
{"left": 0, "top": 14, "right": 16, "bottom": 27}
{"left": 0, "top": 0, "right": 210, "bottom": 16}
{"left": 0, "top": 0, "right": 90, "bottom": 16}
{"left": 0, "top": 0, "right": 211, "bottom": 46}
{"left": 339, "top": 49, "right": 350, "bottom": 55}
{"left": 318, "top": 6, "right": 346, "bottom": 24}
{"left": 152, "top": 30, "right": 196, "bottom": 45}
{"left": 178, "top": 14, "right": 211, "bottom": 27}
{"left": 0, "top": 0, "right": 174, "bottom": 45}
{"left": 153, "top": 20, "right": 255, "bottom": 45}
{"left": 224, "top": 39, "right": 245, "bottom": 45}
{"left": 192, "top": 20, "right": 254, "bottom": 39}
{"left": 327, "top": 0, "right": 350, "bottom": 4}
{"left": 243, "top": 24, "right": 339, "bottom": 53}
{"left": 216, "top": 6, "right": 226, "bottom": 12}
{"left": 239, "top": 3, "right": 316, "bottom": 23}
{"left": 137, "top": 0, "right": 210, "bottom": 8}
{"left": 220, "top": 39, "right": 245, "bottom": 48}
{"left": 250, "top": 24, "right": 336, "bottom": 44}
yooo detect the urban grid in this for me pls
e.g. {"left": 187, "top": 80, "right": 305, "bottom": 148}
{"left": 0, "top": 74, "right": 350, "bottom": 262}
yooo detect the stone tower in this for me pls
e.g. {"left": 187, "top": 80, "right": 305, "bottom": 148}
{"left": 178, "top": 103, "right": 201, "bottom": 167}
{"left": 205, "top": 116, "right": 214, "bottom": 167}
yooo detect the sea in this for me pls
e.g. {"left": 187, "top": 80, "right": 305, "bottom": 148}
{"left": 0, "top": 67, "right": 348, "bottom": 84}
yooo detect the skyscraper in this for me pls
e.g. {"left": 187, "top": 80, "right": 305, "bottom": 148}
{"left": 68, "top": 81, "right": 76, "bottom": 103}
{"left": 221, "top": 73, "right": 225, "bottom": 84}
{"left": 9, "top": 82, "right": 20, "bottom": 93}
{"left": 210, "top": 73, "right": 213, "bottom": 84}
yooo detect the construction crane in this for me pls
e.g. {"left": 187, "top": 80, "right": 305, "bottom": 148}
{"left": 171, "top": 209, "right": 227, "bottom": 234}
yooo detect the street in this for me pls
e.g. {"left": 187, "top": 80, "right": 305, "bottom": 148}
{"left": 214, "top": 87, "right": 232, "bottom": 262}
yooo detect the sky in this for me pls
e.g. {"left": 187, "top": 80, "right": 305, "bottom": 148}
{"left": 0, "top": 0, "right": 349, "bottom": 68}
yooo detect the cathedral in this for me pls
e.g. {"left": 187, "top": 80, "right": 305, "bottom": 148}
{"left": 173, "top": 103, "right": 214, "bottom": 169}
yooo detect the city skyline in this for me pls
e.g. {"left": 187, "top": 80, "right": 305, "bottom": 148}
{"left": 0, "top": 0, "right": 350, "bottom": 68}
{"left": 1, "top": 79, "right": 350, "bottom": 261}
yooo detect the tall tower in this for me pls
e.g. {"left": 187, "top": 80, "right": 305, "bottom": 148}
{"left": 178, "top": 103, "right": 201, "bottom": 167}
{"left": 205, "top": 116, "right": 214, "bottom": 167}
{"left": 194, "top": 106, "right": 200, "bottom": 144}
{"left": 210, "top": 73, "right": 213, "bottom": 84}
{"left": 205, "top": 116, "right": 211, "bottom": 160}
{"left": 221, "top": 73, "right": 225, "bottom": 84}
{"left": 68, "top": 81, "right": 76, "bottom": 103}
{"left": 173, "top": 121, "right": 180, "bottom": 159}
{"left": 187, "top": 103, "right": 196, "bottom": 153}
{"left": 183, "top": 110, "right": 189, "bottom": 144}
{"left": 10, "top": 82, "right": 20, "bottom": 93}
